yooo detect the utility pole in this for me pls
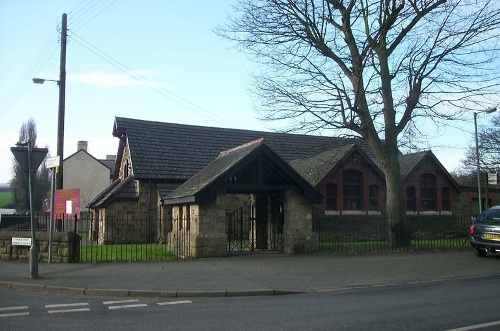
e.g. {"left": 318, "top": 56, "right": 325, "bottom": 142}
{"left": 56, "top": 13, "right": 67, "bottom": 190}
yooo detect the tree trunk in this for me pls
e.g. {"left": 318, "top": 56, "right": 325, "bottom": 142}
{"left": 383, "top": 152, "right": 410, "bottom": 248}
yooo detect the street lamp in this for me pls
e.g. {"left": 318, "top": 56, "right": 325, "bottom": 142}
{"left": 32, "top": 78, "right": 59, "bottom": 85}
{"left": 32, "top": 76, "right": 65, "bottom": 190}
{"left": 474, "top": 106, "right": 497, "bottom": 214}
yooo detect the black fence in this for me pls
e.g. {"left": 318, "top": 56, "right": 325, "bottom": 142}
{"left": 314, "top": 213, "right": 472, "bottom": 253}
{"left": 2, "top": 212, "right": 473, "bottom": 262}
{"left": 0, "top": 213, "right": 179, "bottom": 263}
{"left": 79, "top": 215, "right": 178, "bottom": 263}
{"left": 0, "top": 212, "right": 80, "bottom": 232}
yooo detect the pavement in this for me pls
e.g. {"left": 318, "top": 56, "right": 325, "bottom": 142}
{"left": 1, "top": 251, "right": 499, "bottom": 298}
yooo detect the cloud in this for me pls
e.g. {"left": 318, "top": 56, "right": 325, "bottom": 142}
{"left": 68, "top": 70, "right": 160, "bottom": 88}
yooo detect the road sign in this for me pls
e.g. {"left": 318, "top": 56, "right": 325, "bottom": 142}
{"left": 10, "top": 146, "right": 48, "bottom": 172}
{"left": 45, "top": 156, "right": 60, "bottom": 169}
{"left": 12, "top": 237, "right": 32, "bottom": 246}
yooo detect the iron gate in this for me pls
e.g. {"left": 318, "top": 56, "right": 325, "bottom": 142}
{"left": 227, "top": 204, "right": 284, "bottom": 252}
{"left": 227, "top": 205, "right": 255, "bottom": 251}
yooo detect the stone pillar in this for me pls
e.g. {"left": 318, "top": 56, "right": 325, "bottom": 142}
{"left": 194, "top": 192, "right": 228, "bottom": 258}
{"left": 283, "top": 189, "right": 318, "bottom": 254}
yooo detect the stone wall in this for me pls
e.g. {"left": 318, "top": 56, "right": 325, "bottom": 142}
{"left": 0, "top": 231, "right": 80, "bottom": 263}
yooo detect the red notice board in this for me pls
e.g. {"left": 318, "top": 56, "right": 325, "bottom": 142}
{"left": 54, "top": 188, "right": 80, "bottom": 217}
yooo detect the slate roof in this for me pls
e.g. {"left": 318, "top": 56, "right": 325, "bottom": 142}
{"left": 398, "top": 150, "right": 461, "bottom": 191}
{"left": 113, "top": 117, "right": 373, "bottom": 181}
{"left": 99, "top": 158, "right": 116, "bottom": 174}
{"left": 398, "top": 151, "right": 428, "bottom": 179}
{"left": 164, "top": 138, "right": 323, "bottom": 205}
{"left": 290, "top": 144, "right": 355, "bottom": 186}
{"left": 165, "top": 139, "right": 265, "bottom": 204}
{"left": 86, "top": 175, "right": 139, "bottom": 208}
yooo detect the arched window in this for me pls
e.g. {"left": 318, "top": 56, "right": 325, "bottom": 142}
{"left": 420, "top": 174, "right": 437, "bottom": 210}
{"left": 343, "top": 170, "right": 363, "bottom": 210}
{"left": 442, "top": 187, "right": 450, "bottom": 211}
{"left": 325, "top": 183, "right": 337, "bottom": 210}
{"left": 369, "top": 185, "right": 379, "bottom": 210}
{"left": 407, "top": 186, "right": 416, "bottom": 211}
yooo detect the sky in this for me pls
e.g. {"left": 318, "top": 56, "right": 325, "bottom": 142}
{"left": 0, "top": 0, "right": 495, "bottom": 185}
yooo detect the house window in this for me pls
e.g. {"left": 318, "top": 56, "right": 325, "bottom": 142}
{"left": 343, "top": 170, "right": 363, "bottom": 210}
{"left": 325, "top": 183, "right": 337, "bottom": 210}
{"left": 369, "top": 185, "right": 379, "bottom": 210}
{"left": 407, "top": 186, "right": 416, "bottom": 211}
{"left": 420, "top": 174, "right": 436, "bottom": 210}
{"left": 442, "top": 187, "right": 450, "bottom": 211}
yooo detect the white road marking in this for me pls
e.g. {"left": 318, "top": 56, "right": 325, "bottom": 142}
{"left": 445, "top": 320, "right": 500, "bottom": 331}
{"left": 103, "top": 299, "right": 139, "bottom": 305}
{"left": 45, "top": 303, "right": 89, "bottom": 308}
{"left": 103, "top": 299, "right": 147, "bottom": 310}
{"left": 107, "top": 304, "right": 148, "bottom": 310}
{"left": 157, "top": 300, "right": 192, "bottom": 306}
{"left": 0, "top": 306, "right": 28, "bottom": 311}
{"left": 0, "top": 312, "right": 30, "bottom": 318}
{"left": 45, "top": 302, "right": 90, "bottom": 314}
{"left": 0, "top": 306, "right": 29, "bottom": 318}
{"left": 47, "top": 308, "right": 91, "bottom": 314}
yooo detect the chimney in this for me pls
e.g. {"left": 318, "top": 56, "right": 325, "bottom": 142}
{"left": 77, "top": 141, "right": 88, "bottom": 152}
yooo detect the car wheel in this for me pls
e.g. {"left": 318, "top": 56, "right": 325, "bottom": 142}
{"left": 473, "top": 247, "right": 487, "bottom": 257}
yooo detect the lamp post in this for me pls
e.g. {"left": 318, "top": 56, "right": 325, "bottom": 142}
{"left": 474, "top": 106, "right": 497, "bottom": 214}
{"left": 32, "top": 76, "right": 65, "bottom": 190}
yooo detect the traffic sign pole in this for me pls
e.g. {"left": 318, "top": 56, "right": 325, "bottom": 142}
{"left": 45, "top": 156, "right": 59, "bottom": 264}
{"left": 11, "top": 141, "right": 48, "bottom": 279}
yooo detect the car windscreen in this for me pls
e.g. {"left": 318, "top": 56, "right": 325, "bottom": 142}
{"left": 475, "top": 209, "right": 500, "bottom": 224}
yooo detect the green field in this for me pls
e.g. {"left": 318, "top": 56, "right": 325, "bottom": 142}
{"left": 0, "top": 191, "right": 14, "bottom": 208}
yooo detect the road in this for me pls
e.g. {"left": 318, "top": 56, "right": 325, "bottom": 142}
{"left": 1, "top": 275, "right": 499, "bottom": 330}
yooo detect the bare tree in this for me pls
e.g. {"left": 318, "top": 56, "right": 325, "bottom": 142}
{"left": 479, "top": 114, "right": 500, "bottom": 172}
{"left": 10, "top": 119, "right": 50, "bottom": 213}
{"left": 218, "top": 0, "right": 500, "bottom": 245}
{"left": 457, "top": 113, "right": 500, "bottom": 177}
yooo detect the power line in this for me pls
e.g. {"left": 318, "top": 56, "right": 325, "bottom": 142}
{"left": 1, "top": 2, "right": 248, "bottom": 130}
{"left": 0, "top": 27, "right": 59, "bottom": 119}
{"left": 70, "top": 31, "right": 242, "bottom": 128}
{"left": 69, "top": 0, "right": 118, "bottom": 33}
{"left": 0, "top": 1, "right": 117, "bottom": 119}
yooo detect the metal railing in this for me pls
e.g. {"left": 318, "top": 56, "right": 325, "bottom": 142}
{"left": 2, "top": 211, "right": 472, "bottom": 261}
{"left": 314, "top": 213, "right": 471, "bottom": 253}
{"left": 79, "top": 214, "right": 178, "bottom": 263}
{"left": 0, "top": 212, "right": 79, "bottom": 232}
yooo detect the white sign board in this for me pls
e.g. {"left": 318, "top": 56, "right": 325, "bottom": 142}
{"left": 45, "top": 156, "right": 60, "bottom": 169}
{"left": 488, "top": 172, "right": 498, "bottom": 185}
{"left": 12, "top": 237, "right": 32, "bottom": 246}
{"left": 66, "top": 200, "right": 73, "bottom": 214}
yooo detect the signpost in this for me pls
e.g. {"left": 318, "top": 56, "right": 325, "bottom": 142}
{"left": 45, "top": 156, "right": 59, "bottom": 263}
{"left": 11, "top": 141, "right": 48, "bottom": 279}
